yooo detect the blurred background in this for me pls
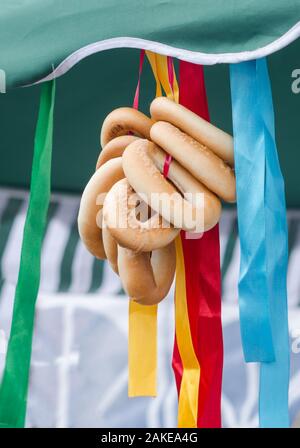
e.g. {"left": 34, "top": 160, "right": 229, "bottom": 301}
{"left": 0, "top": 45, "right": 300, "bottom": 427}
{"left": 0, "top": 197, "right": 299, "bottom": 428}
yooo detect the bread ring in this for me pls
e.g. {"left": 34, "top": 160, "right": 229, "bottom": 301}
{"left": 79, "top": 102, "right": 236, "bottom": 308}
{"left": 117, "top": 243, "right": 176, "bottom": 305}
{"left": 78, "top": 157, "right": 124, "bottom": 259}
{"left": 150, "top": 121, "right": 236, "bottom": 203}
{"left": 122, "top": 139, "right": 222, "bottom": 232}
{"left": 103, "top": 178, "right": 179, "bottom": 252}
{"left": 96, "top": 135, "right": 139, "bottom": 170}
{"left": 100, "top": 107, "right": 154, "bottom": 147}
{"left": 150, "top": 96, "right": 234, "bottom": 166}
{"left": 102, "top": 224, "right": 176, "bottom": 305}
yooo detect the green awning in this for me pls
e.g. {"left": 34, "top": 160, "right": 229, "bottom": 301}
{"left": 0, "top": 1, "right": 299, "bottom": 204}
{"left": 0, "top": 0, "right": 299, "bottom": 88}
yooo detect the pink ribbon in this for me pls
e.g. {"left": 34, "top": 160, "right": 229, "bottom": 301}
{"left": 133, "top": 50, "right": 145, "bottom": 110}
{"left": 162, "top": 57, "right": 175, "bottom": 178}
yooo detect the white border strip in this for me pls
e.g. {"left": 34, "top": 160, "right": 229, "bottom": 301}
{"left": 34, "top": 22, "right": 300, "bottom": 84}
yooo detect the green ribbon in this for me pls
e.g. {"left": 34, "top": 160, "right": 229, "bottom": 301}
{"left": 0, "top": 80, "right": 55, "bottom": 428}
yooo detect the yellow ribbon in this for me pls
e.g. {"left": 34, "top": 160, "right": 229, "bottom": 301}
{"left": 145, "top": 51, "right": 162, "bottom": 98}
{"left": 128, "top": 301, "right": 157, "bottom": 397}
{"left": 146, "top": 52, "right": 200, "bottom": 427}
{"left": 175, "top": 237, "right": 200, "bottom": 427}
{"left": 128, "top": 53, "right": 200, "bottom": 428}
{"left": 127, "top": 52, "right": 160, "bottom": 398}
{"left": 146, "top": 51, "right": 179, "bottom": 101}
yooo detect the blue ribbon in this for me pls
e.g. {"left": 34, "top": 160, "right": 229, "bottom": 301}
{"left": 230, "top": 58, "right": 290, "bottom": 427}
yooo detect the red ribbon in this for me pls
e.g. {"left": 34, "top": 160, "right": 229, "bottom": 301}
{"left": 172, "top": 60, "right": 223, "bottom": 428}
{"left": 163, "top": 154, "right": 172, "bottom": 178}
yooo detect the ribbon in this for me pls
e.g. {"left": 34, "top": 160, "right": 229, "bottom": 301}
{"left": 128, "top": 301, "right": 157, "bottom": 397}
{"left": 146, "top": 52, "right": 200, "bottom": 427}
{"left": 128, "top": 50, "right": 157, "bottom": 398}
{"left": 230, "top": 58, "right": 290, "bottom": 427}
{"left": 167, "top": 58, "right": 202, "bottom": 427}
{"left": 146, "top": 51, "right": 179, "bottom": 102}
{"left": 147, "top": 53, "right": 184, "bottom": 395}
{"left": 0, "top": 80, "right": 55, "bottom": 427}
{"left": 174, "top": 237, "right": 200, "bottom": 427}
{"left": 173, "top": 60, "right": 223, "bottom": 427}
{"left": 145, "top": 51, "right": 162, "bottom": 98}
{"left": 128, "top": 51, "right": 181, "bottom": 398}
{"left": 132, "top": 49, "right": 145, "bottom": 110}
{"left": 230, "top": 60, "right": 275, "bottom": 362}
{"left": 162, "top": 57, "right": 175, "bottom": 179}
{"left": 163, "top": 154, "right": 172, "bottom": 178}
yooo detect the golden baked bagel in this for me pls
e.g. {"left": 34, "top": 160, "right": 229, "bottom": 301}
{"left": 78, "top": 157, "right": 124, "bottom": 259}
{"left": 150, "top": 121, "right": 236, "bottom": 202}
{"left": 103, "top": 177, "right": 180, "bottom": 252}
{"left": 150, "top": 96, "right": 234, "bottom": 166}
{"left": 102, "top": 224, "right": 176, "bottom": 305}
{"left": 78, "top": 100, "right": 237, "bottom": 307}
{"left": 96, "top": 135, "right": 138, "bottom": 170}
{"left": 122, "top": 139, "right": 222, "bottom": 233}
{"left": 100, "top": 107, "right": 154, "bottom": 147}
{"left": 118, "top": 243, "right": 176, "bottom": 305}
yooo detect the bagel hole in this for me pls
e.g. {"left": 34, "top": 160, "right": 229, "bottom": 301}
{"left": 134, "top": 200, "right": 153, "bottom": 222}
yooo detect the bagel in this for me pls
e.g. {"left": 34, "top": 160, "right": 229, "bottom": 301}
{"left": 150, "top": 121, "right": 236, "bottom": 203}
{"left": 150, "top": 96, "right": 234, "bottom": 166}
{"left": 100, "top": 107, "right": 154, "bottom": 147}
{"left": 118, "top": 243, "right": 176, "bottom": 305}
{"left": 122, "top": 139, "right": 222, "bottom": 232}
{"left": 103, "top": 178, "right": 179, "bottom": 252}
{"left": 102, "top": 223, "right": 176, "bottom": 305}
{"left": 96, "top": 135, "right": 139, "bottom": 170}
{"left": 79, "top": 101, "right": 236, "bottom": 308}
{"left": 78, "top": 157, "right": 124, "bottom": 259}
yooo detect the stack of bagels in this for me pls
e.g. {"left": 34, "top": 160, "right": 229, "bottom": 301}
{"left": 78, "top": 97, "right": 236, "bottom": 305}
